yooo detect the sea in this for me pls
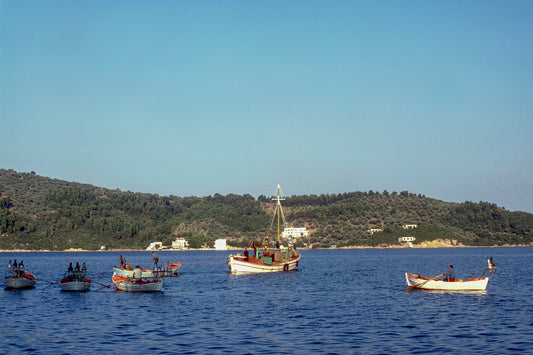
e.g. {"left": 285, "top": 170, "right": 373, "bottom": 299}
{"left": 1, "top": 247, "right": 532, "bottom": 354}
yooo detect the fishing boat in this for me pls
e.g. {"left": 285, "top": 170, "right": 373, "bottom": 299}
{"left": 227, "top": 184, "right": 301, "bottom": 274}
{"left": 4, "top": 266, "right": 36, "bottom": 289}
{"left": 59, "top": 272, "right": 92, "bottom": 292}
{"left": 405, "top": 272, "right": 489, "bottom": 291}
{"left": 112, "top": 261, "right": 181, "bottom": 278}
{"left": 112, "top": 274, "right": 163, "bottom": 292}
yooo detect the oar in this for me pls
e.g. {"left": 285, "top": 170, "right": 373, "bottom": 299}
{"left": 35, "top": 278, "right": 57, "bottom": 285}
{"left": 404, "top": 273, "right": 444, "bottom": 291}
{"left": 91, "top": 280, "right": 111, "bottom": 288}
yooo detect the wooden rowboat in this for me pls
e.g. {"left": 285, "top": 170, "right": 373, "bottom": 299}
{"left": 112, "top": 275, "right": 163, "bottom": 292}
{"left": 405, "top": 272, "right": 489, "bottom": 291}
{"left": 4, "top": 267, "right": 36, "bottom": 289}
{"left": 60, "top": 273, "right": 92, "bottom": 292}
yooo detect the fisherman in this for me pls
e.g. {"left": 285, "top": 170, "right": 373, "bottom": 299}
{"left": 133, "top": 265, "right": 142, "bottom": 282}
{"left": 75, "top": 262, "right": 81, "bottom": 272}
{"left": 8, "top": 260, "right": 12, "bottom": 270}
{"left": 244, "top": 248, "right": 249, "bottom": 260}
{"left": 444, "top": 265, "right": 456, "bottom": 281}
{"left": 152, "top": 251, "right": 159, "bottom": 267}
{"left": 82, "top": 262, "right": 87, "bottom": 274}
{"left": 68, "top": 262, "right": 74, "bottom": 273}
{"left": 119, "top": 255, "right": 125, "bottom": 268}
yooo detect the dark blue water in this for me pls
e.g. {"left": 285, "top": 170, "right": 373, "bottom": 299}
{"left": 1, "top": 247, "right": 532, "bottom": 354}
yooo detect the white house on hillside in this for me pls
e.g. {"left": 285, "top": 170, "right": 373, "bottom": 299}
{"left": 214, "top": 239, "right": 227, "bottom": 250}
{"left": 146, "top": 242, "right": 162, "bottom": 250}
{"left": 172, "top": 238, "right": 189, "bottom": 249}
{"left": 282, "top": 227, "right": 308, "bottom": 239}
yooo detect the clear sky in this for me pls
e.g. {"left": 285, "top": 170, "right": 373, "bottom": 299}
{"left": 1, "top": 1, "right": 532, "bottom": 212}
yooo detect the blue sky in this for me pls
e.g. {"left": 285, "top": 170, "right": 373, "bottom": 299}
{"left": 1, "top": 1, "right": 532, "bottom": 212}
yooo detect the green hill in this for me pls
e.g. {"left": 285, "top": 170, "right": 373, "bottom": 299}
{"left": 1, "top": 169, "right": 532, "bottom": 250}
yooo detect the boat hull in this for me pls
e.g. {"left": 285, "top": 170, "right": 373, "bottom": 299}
{"left": 4, "top": 276, "right": 36, "bottom": 289}
{"left": 60, "top": 280, "right": 92, "bottom": 292}
{"left": 405, "top": 272, "right": 489, "bottom": 291}
{"left": 112, "top": 275, "right": 163, "bottom": 292}
{"left": 228, "top": 254, "right": 300, "bottom": 274}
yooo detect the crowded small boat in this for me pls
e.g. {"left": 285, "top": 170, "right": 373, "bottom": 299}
{"left": 59, "top": 262, "right": 92, "bottom": 292}
{"left": 4, "top": 260, "right": 36, "bottom": 289}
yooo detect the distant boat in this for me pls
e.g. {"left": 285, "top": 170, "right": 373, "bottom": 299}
{"left": 405, "top": 272, "right": 489, "bottom": 291}
{"left": 112, "top": 274, "right": 163, "bottom": 292}
{"left": 227, "top": 184, "right": 301, "bottom": 274}
{"left": 112, "top": 261, "right": 181, "bottom": 278}
{"left": 4, "top": 266, "right": 36, "bottom": 289}
{"left": 59, "top": 271, "right": 92, "bottom": 292}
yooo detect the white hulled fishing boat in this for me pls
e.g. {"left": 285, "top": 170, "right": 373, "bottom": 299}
{"left": 405, "top": 258, "right": 497, "bottom": 291}
{"left": 4, "top": 265, "right": 36, "bottom": 289}
{"left": 405, "top": 272, "right": 489, "bottom": 291}
{"left": 60, "top": 271, "right": 92, "bottom": 292}
{"left": 112, "top": 274, "right": 163, "bottom": 292}
{"left": 227, "top": 184, "right": 301, "bottom": 274}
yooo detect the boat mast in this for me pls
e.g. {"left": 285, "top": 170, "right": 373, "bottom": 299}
{"left": 269, "top": 184, "right": 287, "bottom": 242}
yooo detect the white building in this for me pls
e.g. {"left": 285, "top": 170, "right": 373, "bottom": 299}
{"left": 399, "top": 236, "right": 416, "bottom": 248}
{"left": 146, "top": 242, "right": 162, "bottom": 250}
{"left": 282, "top": 227, "right": 309, "bottom": 239}
{"left": 172, "top": 238, "right": 189, "bottom": 249}
{"left": 398, "top": 236, "right": 416, "bottom": 242}
{"left": 369, "top": 228, "right": 383, "bottom": 235}
{"left": 403, "top": 224, "right": 418, "bottom": 229}
{"left": 214, "top": 239, "right": 227, "bottom": 250}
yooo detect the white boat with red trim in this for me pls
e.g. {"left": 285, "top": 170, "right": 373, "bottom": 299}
{"left": 60, "top": 272, "right": 92, "bottom": 292}
{"left": 4, "top": 266, "right": 36, "bottom": 289}
{"left": 405, "top": 272, "right": 489, "bottom": 291}
{"left": 227, "top": 184, "right": 301, "bottom": 274}
{"left": 112, "top": 274, "right": 163, "bottom": 292}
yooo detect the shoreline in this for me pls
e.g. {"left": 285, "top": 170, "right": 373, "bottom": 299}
{"left": 2, "top": 244, "right": 532, "bottom": 253}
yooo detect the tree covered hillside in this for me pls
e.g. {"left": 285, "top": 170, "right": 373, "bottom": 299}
{"left": 1, "top": 169, "right": 532, "bottom": 250}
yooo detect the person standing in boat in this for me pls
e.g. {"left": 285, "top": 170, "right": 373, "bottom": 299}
{"left": 68, "top": 262, "right": 74, "bottom": 273}
{"left": 444, "top": 265, "right": 456, "bottom": 281}
{"left": 152, "top": 251, "right": 159, "bottom": 267}
{"left": 244, "top": 248, "right": 249, "bottom": 261}
{"left": 119, "top": 255, "right": 125, "bottom": 269}
{"left": 82, "top": 262, "right": 87, "bottom": 274}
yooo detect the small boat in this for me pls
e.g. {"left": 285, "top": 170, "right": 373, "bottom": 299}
{"left": 112, "top": 261, "right": 181, "bottom": 278}
{"left": 4, "top": 266, "right": 36, "bottom": 289}
{"left": 59, "top": 272, "right": 92, "bottom": 292}
{"left": 227, "top": 184, "right": 301, "bottom": 274}
{"left": 405, "top": 272, "right": 489, "bottom": 291}
{"left": 112, "top": 274, "right": 163, "bottom": 292}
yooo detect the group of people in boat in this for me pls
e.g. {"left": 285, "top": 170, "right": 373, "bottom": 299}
{"left": 64, "top": 262, "right": 89, "bottom": 282}
{"left": 67, "top": 262, "right": 87, "bottom": 274}
{"left": 242, "top": 240, "right": 299, "bottom": 262}
{"left": 7, "top": 259, "right": 27, "bottom": 276}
